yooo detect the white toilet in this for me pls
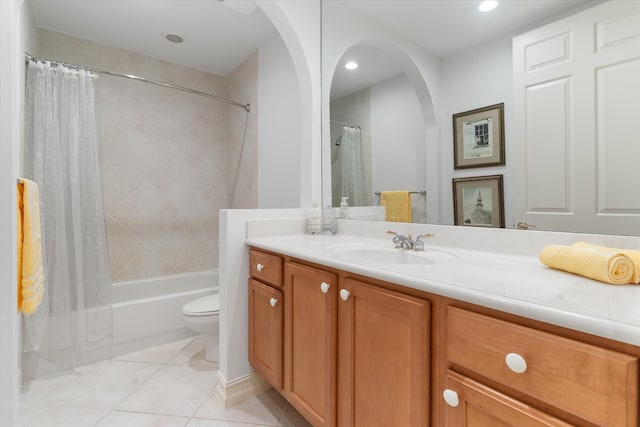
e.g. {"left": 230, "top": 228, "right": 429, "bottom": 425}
{"left": 182, "top": 293, "right": 220, "bottom": 362}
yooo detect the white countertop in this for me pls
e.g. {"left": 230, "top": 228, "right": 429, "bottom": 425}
{"left": 246, "top": 233, "right": 640, "bottom": 346}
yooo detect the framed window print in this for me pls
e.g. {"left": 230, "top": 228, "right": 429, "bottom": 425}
{"left": 453, "top": 103, "right": 505, "bottom": 169}
{"left": 453, "top": 175, "right": 505, "bottom": 228}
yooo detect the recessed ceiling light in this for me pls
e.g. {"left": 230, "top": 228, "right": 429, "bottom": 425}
{"left": 165, "top": 33, "right": 184, "bottom": 43}
{"left": 345, "top": 61, "right": 358, "bottom": 70}
{"left": 478, "top": 1, "right": 498, "bottom": 12}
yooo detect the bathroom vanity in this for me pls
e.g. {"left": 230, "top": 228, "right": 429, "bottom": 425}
{"left": 246, "top": 232, "right": 640, "bottom": 427}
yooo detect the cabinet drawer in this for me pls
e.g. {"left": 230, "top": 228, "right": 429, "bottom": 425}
{"left": 444, "top": 370, "right": 572, "bottom": 426}
{"left": 446, "top": 306, "right": 638, "bottom": 427}
{"left": 249, "top": 249, "right": 283, "bottom": 287}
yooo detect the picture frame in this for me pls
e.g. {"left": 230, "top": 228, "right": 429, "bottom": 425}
{"left": 453, "top": 175, "right": 504, "bottom": 228}
{"left": 453, "top": 103, "right": 505, "bottom": 169}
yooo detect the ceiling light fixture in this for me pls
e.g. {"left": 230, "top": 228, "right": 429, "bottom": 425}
{"left": 165, "top": 33, "right": 184, "bottom": 43}
{"left": 478, "top": 1, "right": 498, "bottom": 12}
{"left": 345, "top": 61, "right": 358, "bottom": 70}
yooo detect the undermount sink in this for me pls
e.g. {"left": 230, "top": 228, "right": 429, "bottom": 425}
{"left": 328, "top": 245, "right": 459, "bottom": 265}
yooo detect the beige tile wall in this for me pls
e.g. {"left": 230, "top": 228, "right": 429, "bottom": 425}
{"left": 38, "top": 29, "right": 258, "bottom": 282}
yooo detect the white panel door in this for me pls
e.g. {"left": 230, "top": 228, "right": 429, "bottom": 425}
{"left": 513, "top": 1, "right": 640, "bottom": 235}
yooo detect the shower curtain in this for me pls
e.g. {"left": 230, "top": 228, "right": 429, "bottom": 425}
{"left": 23, "top": 59, "right": 112, "bottom": 378}
{"left": 340, "top": 126, "right": 369, "bottom": 206}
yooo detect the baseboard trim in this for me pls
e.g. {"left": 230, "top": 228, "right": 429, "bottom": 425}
{"left": 215, "top": 370, "right": 272, "bottom": 408}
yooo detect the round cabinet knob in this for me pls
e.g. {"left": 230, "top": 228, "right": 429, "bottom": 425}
{"left": 256, "top": 263, "right": 264, "bottom": 272}
{"left": 505, "top": 352, "right": 527, "bottom": 373}
{"left": 320, "top": 282, "right": 330, "bottom": 294}
{"left": 339, "top": 289, "right": 350, "bottom": 301}
{"left": 442, "top": 389, "right": 459, "bottom": 407}
{"left": 269, "top": 297, "right": 278, "bottom": 307}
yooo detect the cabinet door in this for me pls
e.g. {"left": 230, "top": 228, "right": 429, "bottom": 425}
{"left": 443, "top": 371, "right": 572, "bottom": 427}
{"left": 284, "top": 262, "right": 338, "bottom": 427}
{"left": 248, "top": 279, "right": 283, "bottom": 390}
{"left": 338, "top": 278, "right": 430, "bottom": 427}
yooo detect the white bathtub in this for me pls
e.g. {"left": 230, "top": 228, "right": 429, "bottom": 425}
{"left": 84, "top": 270, "right": 218, "bottom": 363}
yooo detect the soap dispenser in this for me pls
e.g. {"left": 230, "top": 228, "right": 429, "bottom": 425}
{"left": 339, "top": 197, "right": 349, "bottom": 219}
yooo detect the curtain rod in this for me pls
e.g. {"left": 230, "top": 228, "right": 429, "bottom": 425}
{"left": 25, "top": 52, "right": 251, "bottom": 112}
{"left": 331, "top": 119, "right": 361, "bottom": 130}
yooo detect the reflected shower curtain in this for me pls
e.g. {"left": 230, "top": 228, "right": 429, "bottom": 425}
{"left": 23, "top": 60, "right": 112, "bottom": 378}
{"left": 340, "top": 126, "right": 368, "bottom": 206}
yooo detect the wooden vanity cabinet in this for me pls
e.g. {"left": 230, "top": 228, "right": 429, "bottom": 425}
{"left": 443, "top": 305, "right": 639, "bottom": 427}
{"left": 284, "top": 261, "right": 338, "bottom": 427}
{"left": 338, "top": 277, "right": 430, "bottom": 427}
{"left": 248, "top": 249, "right": 285, "bottom": 390}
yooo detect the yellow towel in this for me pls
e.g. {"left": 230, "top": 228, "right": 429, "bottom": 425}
{"left": 381, "top": 191, "right": 411, "bottom": 222}
{"left": 572, "top": 241, "right": 640, "bottom": 284}
{"left": 539, "top": 244, "right": 635, "bottom": 285}
{"left": 17, "top": 178, "right": 45, "bottom": 315}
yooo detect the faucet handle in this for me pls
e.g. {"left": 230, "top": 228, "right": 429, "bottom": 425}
{"left": 414, "top": 234, "right": 434, "bottom": 251}
{"left": 386, "top": 230, "right": 404, "bottom": 248}
{"left": 386, "top": 230, "right": 398, "bottom": 236}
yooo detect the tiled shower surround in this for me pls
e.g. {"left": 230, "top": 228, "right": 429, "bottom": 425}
{"left": 38, "top": 29, "right": 258, "bottom": 281}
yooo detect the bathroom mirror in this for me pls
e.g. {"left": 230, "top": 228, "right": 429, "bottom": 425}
{"left": 321, "top": 0, "right": 640, "bottom": 236}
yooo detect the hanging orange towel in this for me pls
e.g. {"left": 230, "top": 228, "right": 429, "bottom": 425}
{"left": 17, "top": 178, "right": 45, "bottom": 315}
{"left": 381, "top": 191, "right": 412, "bottom": 222}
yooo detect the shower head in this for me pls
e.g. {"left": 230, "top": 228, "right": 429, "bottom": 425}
{"left": 335, "top": 135, "right": 342, "bottom": 147}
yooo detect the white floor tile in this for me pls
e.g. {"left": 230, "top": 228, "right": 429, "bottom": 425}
{"left": 279, "top": 403, "right": 313, "bottom": 427}
{"left": 114, "top": 337, "right": 195, "bottom": 364}
{"left": 186, "top": 419, "right": 262, "bottom": 427}
{"left": 19, "top": 404, "right": 109, "bottom": 427}
{"left": 193, "top": 388, "right": 284, "bottom": 426}
{"left": 19, "top": 371, "right": 83, "bottom": 409}
{"left": 168, "top": 335, "right": 217, "bottom": 368}
{"left": 95, "top": 410, "right": 190, "bottom": 427}
{"left": 47, "top": 360, "right": 161, "bottom": 410}
{"left": 116, "top": 364, "right": 218, "bottom": 417}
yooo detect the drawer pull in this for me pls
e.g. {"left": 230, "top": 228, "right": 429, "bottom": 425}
{"left": 505, "top": 352, "right": 527, "bottom": 373}
{"left": 269, "top": 297, "right": 278, "bottom": 307}
{"left": 340, "top": 289, "right": 350, "bottom": 301}
{"left": 256, "top": 263, "right": 264, "bottom": 272}
{"left": 443, "top": 389, "right": 459, "bottom": 407}
{"left": 320, "top": 282, "right": 330, "bottom": 294}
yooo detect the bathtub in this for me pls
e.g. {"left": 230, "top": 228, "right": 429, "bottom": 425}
{"left": 84, "top": 270, "right": 218, "bottom": 363}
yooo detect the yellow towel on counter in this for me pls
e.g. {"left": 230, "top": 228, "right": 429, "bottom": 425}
{"left": 572, "top": 241, "right": 640, "bottom": 284}
{"left": 17, "top": 178, "right": 45, "bottom": 315}
{"left": 539, "top": 244, "right": 635, "bottom": 285}
{"left": 381, "top": 191, "right": 411, "bottom": 222}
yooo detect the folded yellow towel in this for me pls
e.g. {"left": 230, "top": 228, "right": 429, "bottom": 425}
{"left": 381, "top": 191, "right": 411, "bottom": 222}
{"left": 539, "top": 245, "right": 635, "bottom": 285}
{"left": 17, "top": 178, "right": 45, "bottom": 315}
{"left": 572, "top": 242, "right": 640, "bottom": 284}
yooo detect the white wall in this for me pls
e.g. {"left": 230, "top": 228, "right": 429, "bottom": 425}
{"left": 440, "top": 36, "right": 513, "bottom": 226}
{"left": 371, "top": 75, "right": 426, "bottom": 206}
{"left": 257, "top": 0, "right": 321, "bottom": 208}
{"left": 258, "top": 33, "right": 302, "bottom": 209}
{"left": 0, "top": 0, "right": 37, "bottom": 424}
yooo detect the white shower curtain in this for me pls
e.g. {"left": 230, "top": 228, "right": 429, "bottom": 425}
{"left": 340, "top": 126, "right": 369, "bottom": 206}
{"left": 23, "top": 60, "right": 112, "bottom": 378}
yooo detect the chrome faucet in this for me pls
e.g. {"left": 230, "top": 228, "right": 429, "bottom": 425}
{"left": 386, "top": 231, "right": 434, "bottom": 251}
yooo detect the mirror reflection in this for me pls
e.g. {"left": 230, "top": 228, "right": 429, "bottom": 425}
{"left": 322, "top": 0, "right": 640, "bottom": 236}
{"left": 330, "top": 45, "right": 428, "bottom": 222}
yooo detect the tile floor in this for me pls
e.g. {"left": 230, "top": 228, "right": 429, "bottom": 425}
{"left": 19, "top": 336, "right": 312, "bottom": 427}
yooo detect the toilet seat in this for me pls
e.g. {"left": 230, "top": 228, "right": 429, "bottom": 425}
{"left": 182, "top": 294, "right": 219, "bottom": 317}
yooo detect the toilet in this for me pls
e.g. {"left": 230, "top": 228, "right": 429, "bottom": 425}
{"left": 182, "top": 293, "right": 220, "bottom": 362}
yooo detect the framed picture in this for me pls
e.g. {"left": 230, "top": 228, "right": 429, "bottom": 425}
{"left": 453, "top": 103, "right": 505, "bottom": 169}
{"left": 453, "top": 175, "right": 504, "bottom": 228}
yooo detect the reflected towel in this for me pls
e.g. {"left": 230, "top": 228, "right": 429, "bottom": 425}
{"left": 539, "top": 244, "right": 635, "bottom": 285}
{"left": 381, "top": 191, "right": 411, "bottom": 222}
{"left": 17, "top": 178, "right": 45, "bottom": 315}
{"left": 572, "top": 242, "right": 640, "bottom": 284}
